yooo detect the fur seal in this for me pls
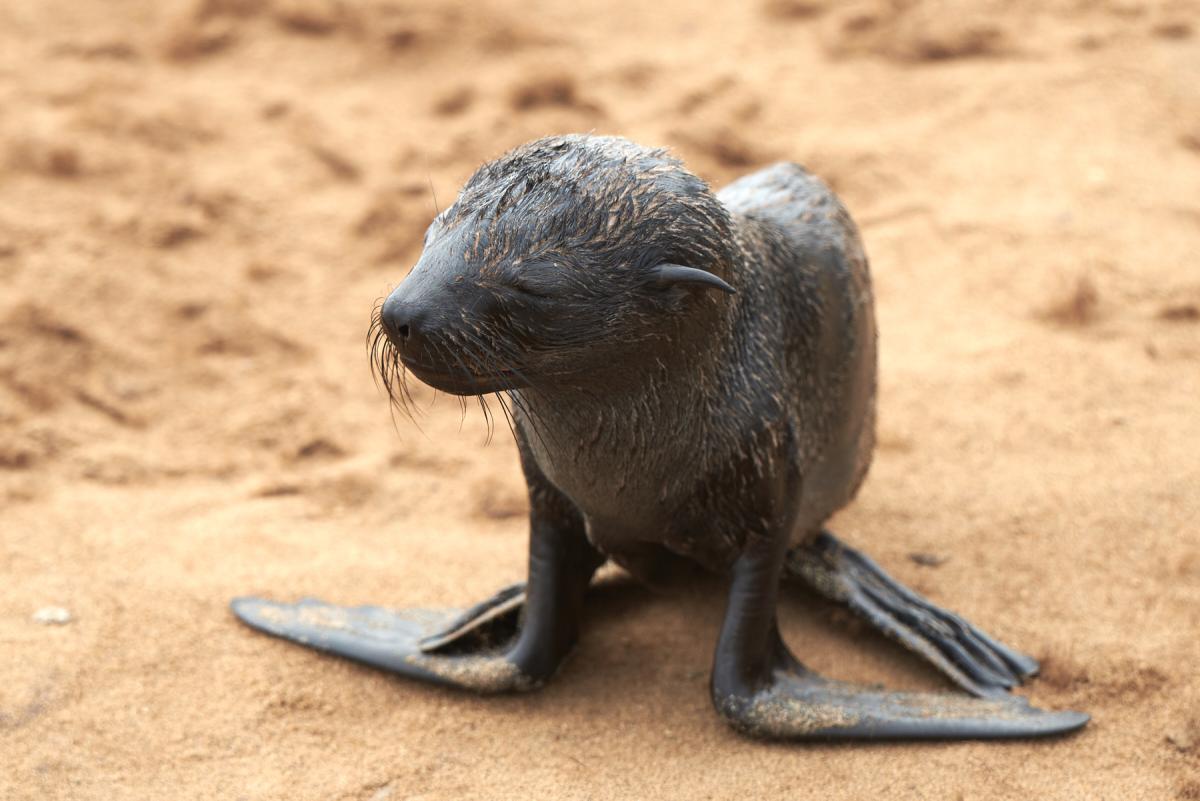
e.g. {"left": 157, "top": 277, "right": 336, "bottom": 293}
{"left": 233, "top": 134, "right": 1088, "bottom": 740}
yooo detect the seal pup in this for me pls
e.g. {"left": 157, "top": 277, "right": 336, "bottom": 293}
{"left": 233, "top": 135, "right": 1088, "bottom": 740}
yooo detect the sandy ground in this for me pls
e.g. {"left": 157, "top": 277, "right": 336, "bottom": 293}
{"left": 1, "top": 0, "right": 1199, "bottom": 798}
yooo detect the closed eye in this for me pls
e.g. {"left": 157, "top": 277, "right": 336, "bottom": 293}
{"left": 507, "top": 262, "right": 564, "bottom": 299}
{"left": 509, "top": 280, "right": 553, "bottom": 299}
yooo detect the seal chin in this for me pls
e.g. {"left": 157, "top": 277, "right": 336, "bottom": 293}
{"left": 402, "top": 359, "right": 524, "bottom": 396}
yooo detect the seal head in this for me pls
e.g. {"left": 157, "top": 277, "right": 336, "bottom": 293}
{"left": 373, "top": 134, "right": 736, "bottom": 399}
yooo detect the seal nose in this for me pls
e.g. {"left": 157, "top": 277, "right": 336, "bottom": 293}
{"left": 381, "top": 292, "right": 426, "bottom": 353}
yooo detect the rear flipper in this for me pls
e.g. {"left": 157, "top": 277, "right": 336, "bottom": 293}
{"left": 716, "top": 629, "right": 1088, "bottom": 740}
{"left": 784, "top": 530, "right": 1040, "bottom": 698}
{"left": 231, "top": 584, "right": 539, "bottom": 693}
{"left": 715, "top": 520, "right": 1088, "bottom": 741}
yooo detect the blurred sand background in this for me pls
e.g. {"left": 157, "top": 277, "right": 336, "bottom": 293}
{"left": 2, "top": 0, "right": 1199, "bottom": 798}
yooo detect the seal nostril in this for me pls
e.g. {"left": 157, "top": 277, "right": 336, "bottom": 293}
{"left": 398, "top": 324, "right": 410, "bottom": 340}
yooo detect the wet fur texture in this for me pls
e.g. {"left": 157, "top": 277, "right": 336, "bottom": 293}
{"left": 376, "top": 134, "right": 877, "bottom": 574}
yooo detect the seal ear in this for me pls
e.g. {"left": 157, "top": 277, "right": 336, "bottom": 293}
{"left": 648, "top": 263, "right": 736, "bottom": 295}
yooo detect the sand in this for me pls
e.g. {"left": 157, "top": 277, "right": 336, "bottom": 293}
{"left": 1, "top": 0, "right": 1198, "bottom": 798}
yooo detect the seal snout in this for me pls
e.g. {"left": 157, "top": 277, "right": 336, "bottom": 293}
{"left": 381, "top": 274, "right": 449, "bottom": 368}
{"left": 377, "top": 278, "right": 517, "bottom": 396}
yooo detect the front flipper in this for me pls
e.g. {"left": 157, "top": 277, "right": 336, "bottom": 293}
{"left": 231, "top": 583, "right": 537, "bottom": 693}
{"left": 785, "top": 530, "right": 1039, "bottom": 698}
{"left": 232, "top": 428, "right": 604, "bottom": 693}
{"left": 715, "top": 634, "right": 1089, "bottom": 740}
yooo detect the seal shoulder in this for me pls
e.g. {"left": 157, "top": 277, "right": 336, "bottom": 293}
{"left": 718, "top": 160, "right": 871, "bottom": 331}
{"left": 718, "top": 162, "right": 877, "bottom": 534}
{"left": 718, "top": 161, "right": 870, "bottom": 308}
{"left": 717, "top": 162, "right": 844, "bottom": 228}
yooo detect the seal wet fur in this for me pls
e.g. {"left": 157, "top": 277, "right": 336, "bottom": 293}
{"left": 233, "top": 134, "right": 1088, "bottom": 740}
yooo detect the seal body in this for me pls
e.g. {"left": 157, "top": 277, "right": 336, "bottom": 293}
{"left": 234, "top": 134, "right": 1087, "bottom": 742}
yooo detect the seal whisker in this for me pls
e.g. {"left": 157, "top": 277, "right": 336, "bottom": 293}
{"left": 490, "top": 390, "right": 521, "bottom": 446}
{"left": 454, "top": 332, "right": 518, "bottom": 449}
{"left": 505, "top": 387, "right": 564, "bottom": 454}
{"left": 425, "top": 335, "right": 471, "bottom": 427}
{"left": 456, "top": 324, "right": 531, "bottom": 385}
{"left": 367, "top": 302, "right": 420, "bottom": 426}
{"left": 477, "top": 394, "right": 497, "bottom": 445}
{"left": 454, "top": 324, "right": 561, "bottom": 453}
{"left": 464, "top": 322, "right": 548, "bottom": 401}
{"left": 450, "top": 329, "right": 522, "bottom": 448}
{"left": 442, "top": 332, "right": 495, "bottom": 442}
{"left": 463, "top": 349, "right": 503, "bottom": 446}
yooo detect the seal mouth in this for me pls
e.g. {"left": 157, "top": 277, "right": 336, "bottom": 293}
{"left": 400, "top": 356, "right": 522, "bottom": 396}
